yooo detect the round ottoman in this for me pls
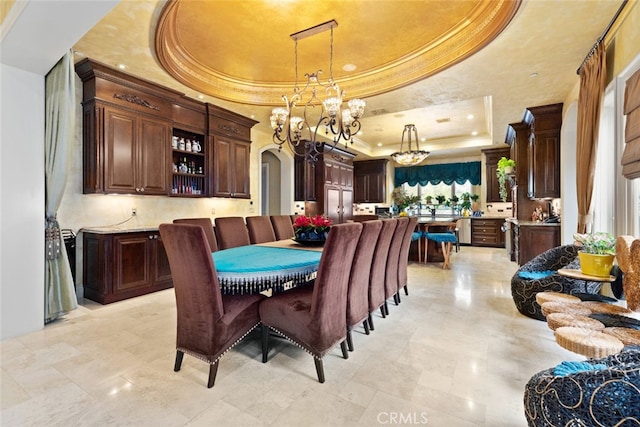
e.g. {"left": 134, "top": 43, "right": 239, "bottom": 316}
{"left": 546, "top": 312, "right": 605, "bottom": 331}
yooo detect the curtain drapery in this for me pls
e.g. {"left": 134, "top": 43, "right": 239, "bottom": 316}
{"left": 45, "top": 50, "right": 77, "bottom": 323}
{"left": 622, "top": 67, "right": 640, "bottom": 179}
{"left": 394, "top": 161, "right": 481, "bottom": 187}
{"left": 576, "top": 43, "right": 607, "bottom": 234}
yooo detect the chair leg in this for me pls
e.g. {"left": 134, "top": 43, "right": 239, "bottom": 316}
{"left": 314, "top": 358, "right": 325, "bottom": 383}
{"left": 441, "top": 242, "right": 452, "bottom": 269}
{"left": 384, "top": 302, "right": 390, "bottom": 315}
{"left": 174, "top": 350, "right": 184, "bottom": 372}
{"left": 368, "top": 313, "right": 375, "bottom": 330}
{"left": 363, "top": 320, "right": 370, "bottom": 335}
{"left": 404, "top": 284, "right": 409, "bottom": 296}
{"left": 394, "top": 293, "right": 400, "bottom": 305}
{"left": 380, "top": 306, "right": 386, "bottom": 319}
{"left": 346, "top": 329, "right": 354, "bottom": 352}
{"left": 340, "top": 340, "right": 349, "bottom": 359}
{"left": 207, "top": 362, "right": 219, "bottom": 388}
{"left": 261, "top": 324, "right": 270, "bottom": 363}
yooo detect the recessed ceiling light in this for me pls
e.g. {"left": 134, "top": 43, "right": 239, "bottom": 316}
{"left": 198, "top": 94, "right": 204, "bottom": 100}
{"left": 357, "top": 131, "right": 363, "bottom": 136}
{"left": 471, "top": 131, "right": 478, "bottom": 136}
{"left": 377, "top": 143, "right": 383, "bottom": 147}
{"left": 342, "top": 64, "right": 357, "bottom": 72}
{"left": 467, "top": 114, "right": 474, "bottom": 120}
{"left": 420, "top": 137, "right": 426, "bottom": 142}
{"left": 117, "top": 64, "right": 126, "bottom": 70}
{"left": 530, "top": 72, "right": 538, "bottom": 78}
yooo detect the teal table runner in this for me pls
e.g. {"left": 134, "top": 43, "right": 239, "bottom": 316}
{"left": 213, "top": 246, "right": 322, "bottom": 294}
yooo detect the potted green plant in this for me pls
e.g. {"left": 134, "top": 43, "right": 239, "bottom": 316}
{"left": 435, "top": 194, "right": 446, "bottom": 205}
{"left": 424, "top": 195, "right": 433, "bottom": 205}
{"left": 459, "top": 193, "right": 472, "bottom": 216}
{"left": 573, "top": 232, "right": 616, "bottom": 277}
{"left": 496, "top": 157, "right": 516, "bottom": 202}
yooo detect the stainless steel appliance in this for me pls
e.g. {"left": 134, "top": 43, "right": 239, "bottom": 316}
{"left": 502, "top": 221, "right": 512, "bottom": 259}
{"left": 457, "top": 218, "right": 471, "bottom": 245}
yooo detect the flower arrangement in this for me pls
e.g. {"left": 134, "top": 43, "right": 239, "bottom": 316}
{"left": 293, "top": 215, "right": 332, "bottom": 241}
{"left": 573, "top": 232, "right": 616, "bottom": 255}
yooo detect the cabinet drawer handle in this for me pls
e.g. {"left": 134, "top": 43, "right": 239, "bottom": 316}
{"left": 149, "top": 235, "right": 154, "bottom": 240}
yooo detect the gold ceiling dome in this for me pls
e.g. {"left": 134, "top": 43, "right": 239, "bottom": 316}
{"left": 155, "top": 0, "right": 520, "bottom": 106}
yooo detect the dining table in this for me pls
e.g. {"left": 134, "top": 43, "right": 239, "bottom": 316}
{"left": 212, "top": 240, "right": 323, "bottom": 295}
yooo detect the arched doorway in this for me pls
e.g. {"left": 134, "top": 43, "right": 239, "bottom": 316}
{"left": 259, "top": 146, "right": 294, "bottom": 215}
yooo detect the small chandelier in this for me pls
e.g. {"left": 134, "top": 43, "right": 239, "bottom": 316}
{"left": 391, "top": 124, "right": 430, "bottom": 166}
{"left": 270, "top": 20, "right": 365, "bottom": 162}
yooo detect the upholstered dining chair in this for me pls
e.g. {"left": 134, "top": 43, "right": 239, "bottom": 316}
{"left": 159, "top": 223, "right": 262, "bottom": 388}
{"left": 397, "top": 216, "right": 418, "bottom": 298}
{"left": 368, "top": 219, "right": 397, "bottom": 331}
{"left": 173, "top": 218, "right": 218, "bottom": 252}
{"left": 214, "top": 216, "right": 251, "bottom": 249}
{"left": 270, "top": 215, "right": 296, "bottom": 240}
{"left": 245, "top": 215, "right": 277, "bottom": 244}
{"left": 346, "top": 220, "right": 383, "bottom": 352}
{"left": 259, "top": 222, "right": 363, "bottom": 383}
{"left": 385, "top": 217, "right": 409, "bottom": 308}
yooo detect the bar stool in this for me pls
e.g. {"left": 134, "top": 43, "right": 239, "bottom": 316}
{"left": 423, "top": 232, "right": 457, "bottom": 269}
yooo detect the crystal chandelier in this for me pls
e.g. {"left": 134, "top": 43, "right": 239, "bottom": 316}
{"left": 391, "top": 124, "right": 430, "bottom": 166}
{"left": 270, "top": 20, "right": 365, "bottom": 162}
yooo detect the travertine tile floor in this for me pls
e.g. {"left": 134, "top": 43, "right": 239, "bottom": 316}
{"left": 1, "top": 247, "right": 586, "bottom": 426}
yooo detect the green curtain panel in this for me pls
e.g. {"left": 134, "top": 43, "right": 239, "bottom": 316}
{"left": 44, "top": 50, "right": 77, "bottom": 323}
{"left": 394, "top": 161, "right": 481, "bottom": 187}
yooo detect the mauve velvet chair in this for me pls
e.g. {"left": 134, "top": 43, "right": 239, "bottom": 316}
{"left": 397, "top": 216, "right": 418, "bottom": 299}
{"left": 246, "top": 215, "right": 277, "bottom": 244}
{"left": 159, "top": 223, "right": 262, "bottom": 388}
{"left": 368, "top": 219, "right": 397, "bottom": 330}
{"left": 346, "top": 220, "right": 382, "bottom": 352}
{"left": 259, "top": 222, "right": 363, "bottom": 383}
{"left": 214, "top": 216, "right": 251, "bottom": 249}
{"left": 385, "top": 217, "right": 409, "bottom": 309}
{"left": 270, "top": 215, "right": 296, "bottom": 240}
{"left": 173, "top": 218, "right": 218, "bottom": 252}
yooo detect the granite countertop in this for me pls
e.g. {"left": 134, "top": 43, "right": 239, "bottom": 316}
{"left": 80, "top": 226, "right": 159, "bottom": 234}
{"left": 505, "top": 218, "right": 561, "bottom": 227}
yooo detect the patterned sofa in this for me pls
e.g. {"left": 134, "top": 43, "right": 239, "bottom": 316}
{"left": 510, "top": 244, "right": 602, "bottom": 320}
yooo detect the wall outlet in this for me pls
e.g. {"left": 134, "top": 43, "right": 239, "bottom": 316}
{"left": 131, "top": 208, "right": 137, "bottom": 216}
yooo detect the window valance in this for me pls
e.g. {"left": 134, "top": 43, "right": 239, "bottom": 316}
{"left": 622, "top": 67, "right": 640, "bottom": 179}
{"left": 394, "top": 161, "right": 481, "bottom": 187}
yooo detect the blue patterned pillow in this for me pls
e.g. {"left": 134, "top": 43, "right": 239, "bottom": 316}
{"left": 519, "top": 270, "right": 556, "bottom": 280}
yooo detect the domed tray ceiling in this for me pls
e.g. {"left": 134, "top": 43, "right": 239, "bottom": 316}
{"left": 155, "top": 0, "right": 520, "bottom": 106}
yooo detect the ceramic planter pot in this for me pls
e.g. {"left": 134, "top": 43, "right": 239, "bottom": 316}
{"left": 578, "top": 252, "right": 615, "bottom": 277}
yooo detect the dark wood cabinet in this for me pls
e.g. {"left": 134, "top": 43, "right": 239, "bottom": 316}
{"left": 207, "top": 104, "right": 257, "bottom": 199}
{"left": 514, "top": 224, "right": 561, "bottom": 265}
{"left": 77, "top": 58, "right": 179, "bottom": 195}
{"left": 483, "top": 147, "right": 512, "bottom": 203}
{"left": 77, "top": 58, "right": 257, "bottom": 199}
{"left": 471, "top": 218, "right": 505, "bottom": 247}
{"left": 83, "top": 230, "right": 173, "bottom": 304}
{"left": 354, "top": 159, "right": 388, "bottom": 203}
{"left": 527, "top": 104, "right": 562, "bottom": 199}
{"left": 297, "top": 144, "right": 356, "bottom": 223}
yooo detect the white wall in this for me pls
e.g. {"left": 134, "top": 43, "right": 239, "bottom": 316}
{"left": 0, "top": 64, "right": 45, "bottom": 339}
{"left": 560, "top": 102, "right": 579, "bottom": 244}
